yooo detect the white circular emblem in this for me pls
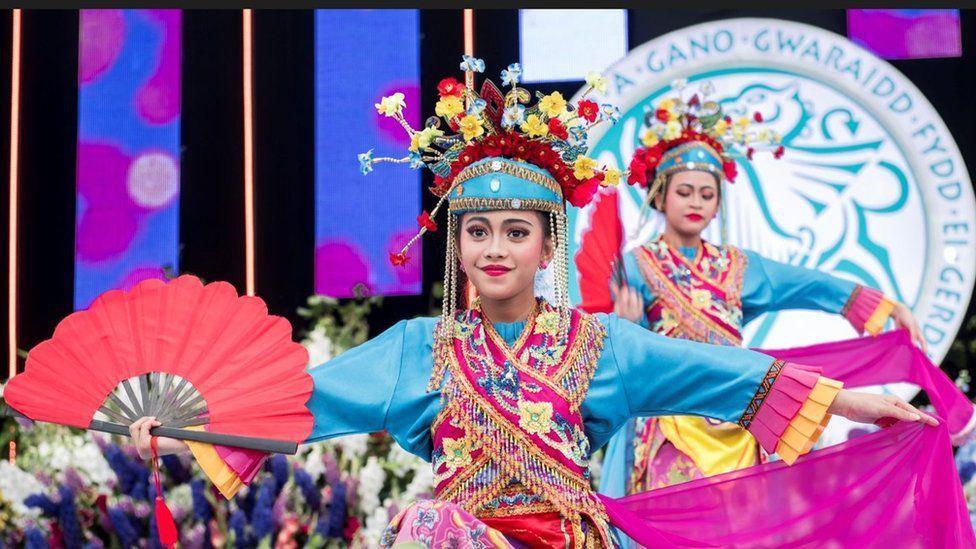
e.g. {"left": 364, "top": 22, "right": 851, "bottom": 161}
{"left": 569, "top": 19, "right": 975, "bottom": 419}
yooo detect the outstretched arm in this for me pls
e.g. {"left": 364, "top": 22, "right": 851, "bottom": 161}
{"left": 741, "top": 250, "right": 923, "bottom": 349}
{"left": 604, "top": 314, "right": 935, "bottom": 464}
{"left": 129, "top": 318, "right": 415, "bottom": 498}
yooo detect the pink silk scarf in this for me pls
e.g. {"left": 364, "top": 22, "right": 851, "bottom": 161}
{"left": 601, "top": 329, "right": 976, "bottom": 547}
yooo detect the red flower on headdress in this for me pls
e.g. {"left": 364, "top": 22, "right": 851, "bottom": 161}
{"left": 500, "top": 132, "right": 521, "bottom": 157}
{"left": 548, "top": 118, "right": 569, "bottom": 140}
{"left": 774, "top": 145, "right": 785, "bottom": 159}
{"left": 577, "top": 99, "right": 599, "bottom": 123}
{"left": 746, "top": 147, "right": 755, "bottom": 161}
{"left": 437, "top": 77, "right": 464, "bottom": 98}
{"left": 628, "top": 157, "right": 649, "bottom": 187}
{"left": 458, "top": 143, "right": 486, "bottom": 166}
{"left": 555, "top": 165, "right": 576, "bottom": 189}
{"left": 568, "top": 176, "right": 600, "bottom": 207}
{"left": 688, "top": 94, "right": 700, "bottom": 107}
{"left": 722, "top": 160, "right": 738, "bottom": 182}
{"left": 431, "top": 175, "right": 451, "bottom": 197}
{"left": 548, "top": 159, "right": 566, "bottom": 178}
{"left": 389, "top": 252, "right": 409, "bottom": 266}
{"left": 418, "top": 211, "right": 438, "bottom": 232}
{"left": 642, "top": 143, "right": 664, "bottom": 167}
{"left": 532, "top": 146, "right": 559, "bottom": 169}
{"left": 481, "top": 135, "right": 504, "bottom": 157}
{"left": 753, "top": 111, "right": 763, "bottom": 123}
{"left": 655, "top": 108, "right": 671, "bottom": 123}
{"left": 513, "top": 139, "right": 534, "bottom": 161}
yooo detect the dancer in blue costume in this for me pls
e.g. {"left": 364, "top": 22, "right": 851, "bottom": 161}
{"left": 576, "top": 83, "right": 927, "bottom": 498}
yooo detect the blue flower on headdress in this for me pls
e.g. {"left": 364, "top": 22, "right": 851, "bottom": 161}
{"left": 501, "top": 104, "right": 526, "bottom": 129}
{"left": 568, "top": 125, "right": 589, "bottom": 143}
{"left": 467, "top": 97, "right": 487, "bottom": 116}
{"left": 358, "top": 149, "right": 374, "bottom": 175}
{"left": 408, "top": 150, "right": 425, "bottom": 169}
{"left": 599, "top": 104, "right": 621, "bottom": 123}
{"left": 560, "top": 144, "right": 589, "bottom": 163}
{"left": 500, "top": 63, "right": 521, "bottom": 87}
{"left": 460, "top": 55, "right": 485, "bottom": 73}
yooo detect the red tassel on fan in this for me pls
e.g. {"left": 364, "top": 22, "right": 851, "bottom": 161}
{"left": 151, "top": 436, "right": 178, "bottom": 548}
{"left": 5, "top": 275, "right": 314, "bottom": 456}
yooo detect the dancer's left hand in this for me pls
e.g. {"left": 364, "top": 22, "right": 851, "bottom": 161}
{"left": 828, "top": 390, "right": 938, "bottom": 427}
{"left": 891, "top": 301, "right": 926, "bottom": 352}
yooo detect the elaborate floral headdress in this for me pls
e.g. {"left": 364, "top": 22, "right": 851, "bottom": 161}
{"left": 627, "top": 79, "right": 784, "bottom": 208}
{"left": 361, "top": 56, "right": 621, "bottom": 316}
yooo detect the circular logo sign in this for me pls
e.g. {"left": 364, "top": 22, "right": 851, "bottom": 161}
{"left": 570, "top": 19, "right": 975, "bottom": 413}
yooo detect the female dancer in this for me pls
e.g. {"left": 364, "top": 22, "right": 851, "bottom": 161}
{"left": 580, "top": 85, "right": 927, "bottom": 496}
{"left": 130, "top": 62, "right": 931, "bottom": 548}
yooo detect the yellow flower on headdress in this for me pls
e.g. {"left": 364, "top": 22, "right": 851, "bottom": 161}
{"left": 658, "top": 98, "right": 676, "bottom": 112}
{"left": 416, "top": 127, "right": 444, "bottom": 151}
{"left": 435, "top": 96, "right": 464, "bottom": 119}
{"left": 663, "top": 120, "right": 683, "bottom": 140}
{"left": 518, "top": 400, "right": 554, "bottom": 436}
{"left": 441, "top": 436, "right": 473, "bottom": 469}
{"left": 521, "top": 114, "right": 548, "bottom": 137}
{"left": 735, "top": 116, "right": 750, "bottom": 129}
{"left": 459, "top": 115, "right": 484, "bottom": 141}
{"left": 573, "top": 156, "right": 597, "bottom": 180}
{"left": 538, "top": 91, "right": 567, "bottom": 118}
{"left": 641, "top": 129, "right": 660, "bottom": 147}
{"left": 602, "top": 168, "right": 621, "bottom": 187}
{"left": 374, "top": 93, "right": 406, "bottom": 117}
{"left": 713, "top": 118, "right": 729, "bottom": 135}
{"left": 585, "top": 71, "right": 608, "bottom": 93}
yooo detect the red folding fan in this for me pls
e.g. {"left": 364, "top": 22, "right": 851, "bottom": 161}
{"left": 575, "top": 188, "right": 625, "bottom": 314}
{"left": 5, "top": 275, "right": 314, "bottom": 454}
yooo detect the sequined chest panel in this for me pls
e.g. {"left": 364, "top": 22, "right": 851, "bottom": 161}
{"left": 428, "top": 302, "right": 611, "bottom": 542}
{"left": 637, "top": 237, "right": 745, "bottom": 346}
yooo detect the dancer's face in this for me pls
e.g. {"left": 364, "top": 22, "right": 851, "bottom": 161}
{"left": 656, "top": 170, "right": 720, "bottom": 238}
{"left": 458, "top": 210, "right": 553, "bottom": 303}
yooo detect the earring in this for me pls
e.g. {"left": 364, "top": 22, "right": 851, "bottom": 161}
{"left": 540, "top": 260, "right": 549, "bottom": 270}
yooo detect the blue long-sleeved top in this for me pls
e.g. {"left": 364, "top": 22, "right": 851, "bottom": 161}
{"left": 620, "top": 245, "right": 856, "bottom": 328}
{"left": 304, "top": 312, "right": 780, "bottom": 462}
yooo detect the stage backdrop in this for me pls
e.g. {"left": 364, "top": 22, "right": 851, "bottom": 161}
{"left": 569, "top": 18, "right": 976, "bottom": 443}
{"left": 314, "top": 9, "right": 422, "bottom": 298}
{"left": 74, "top": 9, "right": 181, "bottom": 310}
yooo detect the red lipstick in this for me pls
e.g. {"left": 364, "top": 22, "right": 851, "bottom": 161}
{"left": 685, "top": 213, "right": 703, "bottom": 222}
{"left": 481, "top": 264, "right": 511, "bottom": 277}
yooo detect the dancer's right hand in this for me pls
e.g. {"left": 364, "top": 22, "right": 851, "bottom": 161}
{"left": 611, "top": 282, "right": 645, "bottom": 324}
{"left": 128, "top": 416, "right": 188, "bottom": 460}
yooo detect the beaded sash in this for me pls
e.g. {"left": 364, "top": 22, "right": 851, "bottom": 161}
{"left": 636, "top": 235, "right": 746, "bottom": 345}
{"left": 631, "top": 237, "right": 759, "bottom": 489}
{"left": 429, "top": 300, "right": 612, "bottom": 547}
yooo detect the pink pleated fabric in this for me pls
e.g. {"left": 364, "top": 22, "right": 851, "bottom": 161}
{"left": 602, "top": 421, "right": 972, "bottom": 547}
{"left": 760, "top": 329, "right": 976, "bottom": 438}
{"left": 746, "top": 363, "right": 822, "bottom": 454}
{"left": 601, "top": 329, "right": 976, "bottom": 547}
